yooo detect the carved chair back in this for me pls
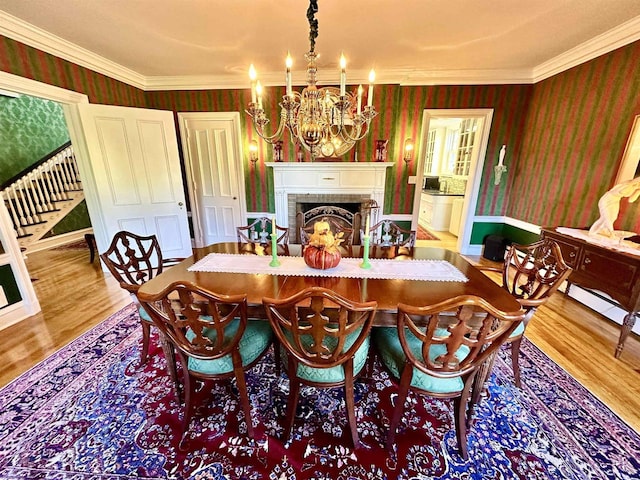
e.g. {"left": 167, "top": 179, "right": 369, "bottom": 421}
{"left": 264, "top": 286, "right": 377, "bottom": 371}
{"left": 397, "top": 295, "right": 522, "bottom": 381}
{"left": 501, "top": 239, "right": 572, "bottom": 312}
{"left": 100, "top": 231, "right": 166, "bottom": 294}
{"left": 236, "top": 216, "right": 289, "bottom": 245}
{"left": 140, "top": 281, "right": 248, "bottom": 361}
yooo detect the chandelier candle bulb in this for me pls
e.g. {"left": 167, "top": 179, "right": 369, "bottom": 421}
{"left": 285, "top": 54, "right": 293, "bottom": 97}
{"left": 249, "top": 64, "right": 257, "bottom": 104}
{"left": 357, "top": 85, "right": 363, "bottom": 114}
{"left": 368, "top": 70, "right": 375, "bottom": 107}
{"left": 365, "top": 214, "right": 370, "bottom": 237}
{"left": 340, "top": 54, "right": 346, "bottom": 96}
{"left": 256, "top": 81, "right": 263, "bottom": 110}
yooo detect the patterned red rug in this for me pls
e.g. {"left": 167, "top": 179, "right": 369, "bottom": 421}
{"left": 1, "top": 304, "right": 638, "bottom": 479}
{"left": 417, "top": 225, "right": 440, "bottom": 241}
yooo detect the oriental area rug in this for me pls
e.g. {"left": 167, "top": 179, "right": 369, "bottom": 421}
{"left": 417, "top": 226, "right": 440, "bottom": 241}
{"left": 1, "top": 304, "right": 639, "bottom": 480}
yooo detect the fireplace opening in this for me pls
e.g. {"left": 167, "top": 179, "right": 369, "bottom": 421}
{"left": 288, "top": 194, "right": 379, "bottom": 244}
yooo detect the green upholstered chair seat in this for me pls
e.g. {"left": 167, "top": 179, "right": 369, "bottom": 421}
{"left": 509, "top": 320, "right": 525, "bottom": 338}
{"left": 187, "top": 319, "right": 272, "bottom": 376}
{"left": 283, "top": 329, "right": 370, "bottom": 384}
{"left": 138, "top": 305, "right": 152, "bottom": 323}
{"left": 373, "top": 327, "right": 470, "bottom": 394}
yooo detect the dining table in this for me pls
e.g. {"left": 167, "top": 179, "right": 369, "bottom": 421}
{"left": 137, "top": 242, "right": 523, "bottom": 325}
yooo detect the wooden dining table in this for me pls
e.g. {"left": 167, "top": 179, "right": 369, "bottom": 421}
{"left": 137, "top": 242, "right": 523, "bottom": 325}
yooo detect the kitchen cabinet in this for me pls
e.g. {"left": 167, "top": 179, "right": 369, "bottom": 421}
{"left": 419, "top": 192, "right": 461, "bottom": 231}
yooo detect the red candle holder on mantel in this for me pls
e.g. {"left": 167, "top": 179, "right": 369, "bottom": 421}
{"left": 375, "top": 140, "right": 389, "bottom": 162}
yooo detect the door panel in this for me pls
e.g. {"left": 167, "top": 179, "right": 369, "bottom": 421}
{"left": 179, "top": 113, "right": 246, "bottom": 247}
{"left": 74, "top": 104, "right": 192, "bottom": 259}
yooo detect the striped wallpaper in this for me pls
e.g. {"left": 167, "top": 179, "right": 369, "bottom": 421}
{"left": 0, "top": 35, "right": 146, "bottom": 107}
{"left": 508, "top": 41, "right": 640, "bottom": 232}
{"left": 2, "top": 33, "right": 639, "bottom": 231}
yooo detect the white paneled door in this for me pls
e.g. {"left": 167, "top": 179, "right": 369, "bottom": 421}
{"left": 69, "top": 104, "right": 193, "bottom": 259}
{"left": 178, "top": 112, "right": 246, "bottom": 247}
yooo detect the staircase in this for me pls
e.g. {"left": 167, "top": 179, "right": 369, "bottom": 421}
{"left": 1, "top": 142, "right": 85, "bottom": 251}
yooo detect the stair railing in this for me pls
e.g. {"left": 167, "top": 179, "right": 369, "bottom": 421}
{"left": 1, "top": 144, "right": 81, "bottom": 238}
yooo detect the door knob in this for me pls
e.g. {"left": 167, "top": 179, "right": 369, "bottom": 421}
{"left": 178, "top": 202, "right": 184, "bottom": 206}
{"left": 233, "top": 196, "right": 237, "bottom": 200}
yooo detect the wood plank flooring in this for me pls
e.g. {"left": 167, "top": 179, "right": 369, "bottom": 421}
{"left": 1, "top": 245, "right": 639, "bottom": 432}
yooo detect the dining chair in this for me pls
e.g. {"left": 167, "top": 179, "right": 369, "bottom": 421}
{"left": 139, "top": 281, "right": 273, "bottom": 441}
{"left": 99, "top": 230, "right": 185, "bottom": 365}
{"left": 300, "top": 216, "right": 354, "bottom": 256}
{"left": 373, "top": 295, "right": 524, "bottom": 459}
{"left": 476, "top": 238, "right": 572, "bottom": 388}
{"left": 262, "top": 286, "right": 377, "bottom": 449}
{"left": 364, "top": 220, "right": 416, "bottom": 256}
{"left": 237, "top": 216, "right": 289, "bottom": 245}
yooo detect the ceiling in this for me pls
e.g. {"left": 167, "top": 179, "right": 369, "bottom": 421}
{"left": 1, "top": 0, "right": 640, "bottom": 90}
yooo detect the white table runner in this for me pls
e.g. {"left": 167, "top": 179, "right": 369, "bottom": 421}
{"left": 188, "top": 253, "right": 468, "bottom": 282}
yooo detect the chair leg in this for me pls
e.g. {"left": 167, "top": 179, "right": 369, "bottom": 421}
{"left": 273, "top": 342, "right": 282, "bottom": 378}
{"left": 453, "top": 395, "right": 469, "bottom": 460}
{"left": 159, "top": 335, "right": 181, "bottom": 400}
{"left": 232, "top": 352, "right": 255, "bottom": 439}
{"left": 510, "top": 337, "right": 523, "bottom": 388}
{"left": 344, "top": 360, "right": 360, "bottom": 449}
{"left": 284, "top": 361, "right": 300, "bottom": 441}
{"left": 386, "top": 366, "right": 412, "bottom": 450}
{"left": 181, "top": 371, "right": 195, "bottom": 440}
{"left": 140, "top": 321, "right": 151, "bottom": 365}
{"left": 467, "top": 353, "right": 497, "bottom": 428}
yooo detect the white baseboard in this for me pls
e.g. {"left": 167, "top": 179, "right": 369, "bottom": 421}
{"left": 25, "top": 227, "right": 93, "bottom": 254}
{"left": 567, "top": 285, "right": 639, "bottom": 335}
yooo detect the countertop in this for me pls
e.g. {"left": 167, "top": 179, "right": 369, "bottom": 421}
{"left": 422, "top": 189, "right": 464, "bottom": 197}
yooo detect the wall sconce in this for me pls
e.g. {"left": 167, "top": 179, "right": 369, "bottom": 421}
{"left": 403, "top": 138, "right": 414, "bottom": 164}
{"left": 249, "top": 140, "right": 258, "bottom": 166}
{"left": 494, "top": 144, "right": 507, "bottom": 185}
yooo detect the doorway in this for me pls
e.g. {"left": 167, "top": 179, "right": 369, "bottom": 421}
{"left": 412, "top": 109, "right": 493, "bottom": 254}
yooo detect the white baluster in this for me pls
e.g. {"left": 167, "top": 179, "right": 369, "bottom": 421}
{"left": 2, "top": 190, "right": 25, "bottom": 237}
{"left": 43, "top": 160, "right": 60, "bottom": 202}
{"left": 11, "top": 184, "right": 27, "bottom": 226}
{"left": 16, "top": 179, "right": 34, "bottom": 224}
{"left": 29, "top": 171, "right": 44, "bottom": 213}
{"left": 37, "top": 165, "right": 54, "bottom": 211}
{"left": 56, "top": 153, "right": 71, "bottom": 193}
{"left": 22, "top": 176, "right": 40, "bottom": 223}
{"left": 61, "top": 150, "right": 77, "bottom": 190}
{"left": 51, "top": 160, "right": 69, "bottom": 201}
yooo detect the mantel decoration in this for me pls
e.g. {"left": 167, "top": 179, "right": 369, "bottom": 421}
{"left": 303, "top": 218, "right": 344, "bottom": 269}
{"left": 246, "top": 0, "right": 378, "bottom": 160}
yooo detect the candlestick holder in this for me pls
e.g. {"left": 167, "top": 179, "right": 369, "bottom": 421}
{"left": 360, "top": 235, "right": 371, "bottom": 269}
{"left": 269, "top": 233, "right": 281, "bottom": 267}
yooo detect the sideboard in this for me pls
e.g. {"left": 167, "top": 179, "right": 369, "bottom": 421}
{"left": 541, "top": 227, "right": 640, "bottom": 358}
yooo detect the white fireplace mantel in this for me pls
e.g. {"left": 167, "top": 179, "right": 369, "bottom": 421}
{"left": 266, "top": 162, "right": 393, "bottom": 227}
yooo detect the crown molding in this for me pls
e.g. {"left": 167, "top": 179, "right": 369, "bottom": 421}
{"left": 533, "top": 15, "right": 640, "bottom": 83}
{"left": 2, "top": 9, "right": 638, "bottom": 92}
{"left": 0, "top": 10, "right": 146, "bottom": 90}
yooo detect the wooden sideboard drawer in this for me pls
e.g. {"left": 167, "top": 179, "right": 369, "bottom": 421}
{"left": 552, "top": 237, "right": 581, "bottom": 268}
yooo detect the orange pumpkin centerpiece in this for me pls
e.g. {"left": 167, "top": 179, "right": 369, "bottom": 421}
{"left": 303, "top": 219, "right": 344, "bottom": 270}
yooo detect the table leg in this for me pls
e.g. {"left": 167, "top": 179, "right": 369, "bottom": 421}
{"left": 615, "top": 311, "right": 638, "bottom": 359}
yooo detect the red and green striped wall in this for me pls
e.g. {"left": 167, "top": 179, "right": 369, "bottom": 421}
{"left": 2, "top": 33, "right": 639, "bottom": 233}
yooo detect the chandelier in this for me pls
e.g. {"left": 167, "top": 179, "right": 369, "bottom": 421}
{"left": 246, "top": 0, "right": 378, "bottom": 159}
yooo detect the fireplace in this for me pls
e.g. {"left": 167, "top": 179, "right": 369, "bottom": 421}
{"left": 292, "top": 195, "right": 374, "bottom": 243}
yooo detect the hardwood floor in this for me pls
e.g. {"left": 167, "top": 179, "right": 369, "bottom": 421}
{"left": 1, "top": 244, "right": 639, "bottom": 433}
